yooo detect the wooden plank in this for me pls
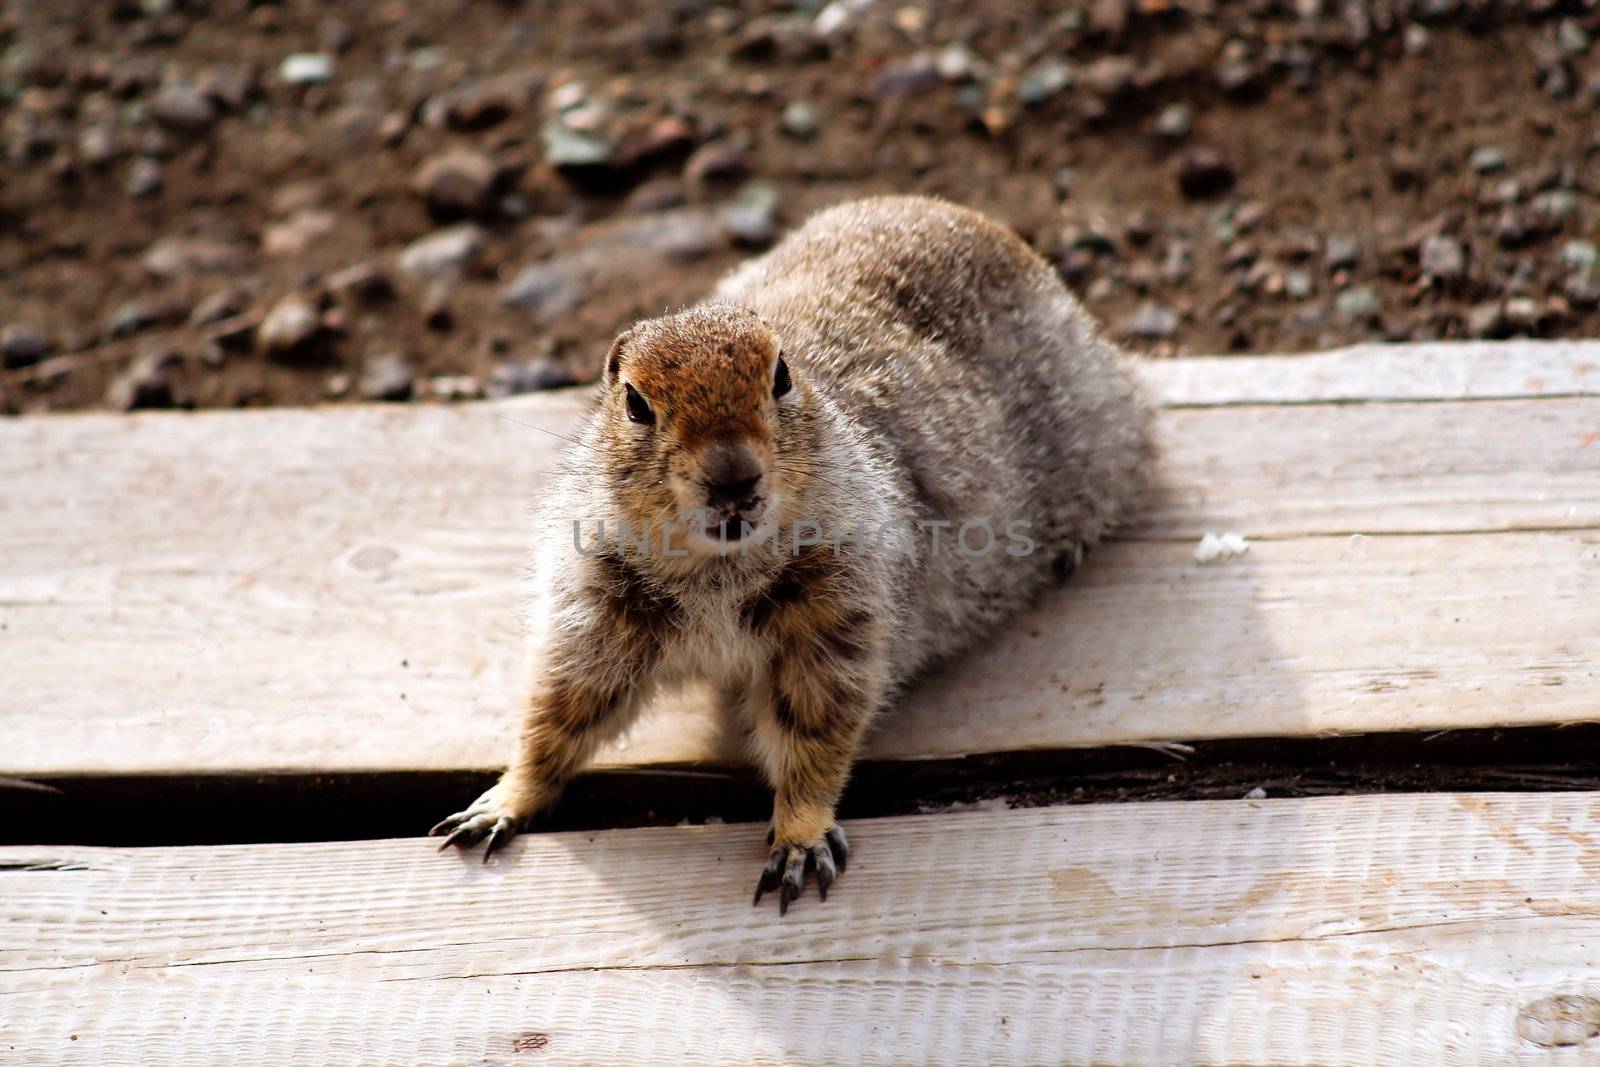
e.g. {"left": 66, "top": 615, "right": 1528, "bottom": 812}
{"left": 5, "top": 529, "right": 1595, "bottom": 776}
{"left": 2, "top": 345, "right": 1598, "bottom": 779}
{"left": 6, "top": 793, "right": 1600, "bottom": 1065}
{"left": 1140, "top": 339, "right": 1600, "bottom": 406}
{"left": 1138, "top": 396, "right": 1600, "bottom": 538}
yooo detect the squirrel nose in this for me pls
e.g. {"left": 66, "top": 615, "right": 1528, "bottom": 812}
{"left": 706, "top": 472, "right": 761, "bottom": 508}
{"left": 701, "top": 442, "right": 765, "bottom": 508}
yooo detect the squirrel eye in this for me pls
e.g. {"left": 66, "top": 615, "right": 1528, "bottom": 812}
{"left": 624, "top": 383, "right": 655, "bottom": 425}
{"left": 773, "top": 356, "right": 792, "bottom": 399}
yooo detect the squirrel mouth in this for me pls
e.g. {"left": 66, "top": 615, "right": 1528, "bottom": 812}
{"left": 717, "top": 516, "right": 748, "bottom": 542}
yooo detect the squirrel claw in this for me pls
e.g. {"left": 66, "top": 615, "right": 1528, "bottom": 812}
{"left": 430, "top": 797, "right": 523, "bottom": 861}
{"left": 753, "top": 826, "right": 848, "bottom": 915}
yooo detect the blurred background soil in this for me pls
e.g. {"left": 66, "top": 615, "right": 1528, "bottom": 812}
{"left": 3, "top": 0, "right": 1599, "bottom": 412}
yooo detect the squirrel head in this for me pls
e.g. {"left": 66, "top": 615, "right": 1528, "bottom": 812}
{"left": 600, "top": 304, "right": 812, "bottom": 556}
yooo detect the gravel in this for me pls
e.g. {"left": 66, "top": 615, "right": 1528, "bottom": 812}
{"left": 413, "top": 148, "right": 498, "bottom": 217}
{"left": 256, "top": 296, "right": 321, "bottom": 358}
{"left": 397, "top": 225, "right": 484, "bottom": 279}
{"left": 1175, "top": 148, "right": 1235, "bottom": 199}
{"left": 1420, "top": 234, "right": 1466, "bottom": 280}
{"left": 357, "top": 353, "right": 415, "bottom": 401}
{"left": 1, "top": 324, "right": 52, "bottom": 369}
{"left": 1116, "top": 302, "right": 1180, "bottom": 340}
{"left": 279, "top": 53, "right": 335, "bottom": 85}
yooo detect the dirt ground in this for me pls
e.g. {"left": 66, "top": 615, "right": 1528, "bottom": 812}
{"left": 3, "top": 0, "right": 1598, "bottom": 413}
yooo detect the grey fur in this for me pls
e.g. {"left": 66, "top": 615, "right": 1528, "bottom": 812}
{"left": 434, "top": 196, "right": 1154, "bottom": 900}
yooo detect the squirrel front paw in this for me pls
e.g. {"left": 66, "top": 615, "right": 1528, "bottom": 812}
{"left": 429, "top": 776, "right": 538, "bottom": 862}
{"left": 753, "top": 825, "right": 849, "bottom": 915}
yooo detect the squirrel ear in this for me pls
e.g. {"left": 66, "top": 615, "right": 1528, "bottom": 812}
{"left": 604, "top": 328, "right": 635, "bottom": 385}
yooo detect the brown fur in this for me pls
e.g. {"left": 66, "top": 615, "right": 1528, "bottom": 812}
{"left": 433, "top": 196, "right": 1155, "bottom": 911}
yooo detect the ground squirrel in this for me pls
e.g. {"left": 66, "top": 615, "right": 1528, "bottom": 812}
{"left": 432, "top": 196, "right": 1154, "bottom": 913}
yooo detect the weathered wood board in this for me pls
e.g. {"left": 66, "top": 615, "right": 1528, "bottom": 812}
{"left": 2, "top": 342, "right": 1597, "bottom": 776}
{"left": 6, "top": 793, "right": 1600, "bottom": 1065}
{"left": 1138, "top": 339, "right": 1600, "bottom": 405}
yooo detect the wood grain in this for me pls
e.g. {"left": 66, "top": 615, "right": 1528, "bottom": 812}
{"left": 6, "top": 793, "right": 1600, "bottom": 1065}
{"left": 2, "top": 344, "right": 1597, "bottom": 777}
{"left": 1138, "top": 339, "right": 1600, "bottom": 406}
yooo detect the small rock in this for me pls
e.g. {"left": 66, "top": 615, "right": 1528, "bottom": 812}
{"left": 871, "top": 54, "right": 940, "bottom": 98}
{"left": 780, "top": 100, "right": 820, "bottom": 139}
{"left": 1161, "top": 242, "right": 1193, "bottom": 282}
{"left": 397, "top": 224, "right": 484, "bottom": 279}
{"left": 444, "top": 72, "right": 540, "bottom": 130}
{"left": 1334, "top": 285, "right": 1381, "bottom": 322}
{"left": 502, "top": 260, "right": 586, "bottom": 320}
{"left": 1564, "top": 269, "right": 1600, "bottom": 308}
{"left": 1387, "top": 147, "right": 1427, "bottom": 190}
{"left": 626, "top": 176, "right": 688, "bottom": 213}
{"left": 1419, "top": 234, "right": 1465, "bottom": 280}
{"left": 616, "top": 115, "right": 696, "bottom": 169}
{"left": 125, "top": 158, "right": 162, "bottom": 198}
{"left": 1082, "top": 55, "right": 1137, "bottom": 98}
{"left": 487, "top": 356, "right": 575, "bottom": 397}
{"left": 1559, "top": 19, "right": 1590, "bottom": 54}
{"left": 106, "top": 347, "right": 182, "bottom": 410}
{"left": 1285, "top": 269, "right": 1313, "bottom": 299}
{"left": 269, "top": 180, "right": 324, "bottom": 218}
{"left": 1088, "top": 0, "right": 1130, "bottom": 37}
{"left": 1215, "top": 56, "right": 1261, "bottom": 96}
{"left": 79, "top": 125, "right": 121, "bottom": 168}
{"left": 651, "top": 212, "right": 720, "bottom": 262}
{"left": 1562, "top": 240, "right": 1600, "bottom": 271}
{"left": 262, "top": 209, "right": 338, "bottom": 257}
{"left": 197, "top": 65, "right": 256, "bottom": 112}
{"left": 1116, "top": 302, "right": 1179, "bottom": 340}
{"left": 188, "top": 288, "right": 244, "bottom": 326}
{"left": 1154, "top": 103, "right": 1191, "bottom": 140}
{"left": 357, "top": 353, "right": 414, "bottom": 402}
{"left": 1541, "top": 62, "right": 1574, "bottom": 100}
{"left": 1469, "top": 145, "right": 1507, "bottom": 175}
{"left": 540, "top": 118, "right": 614, "bottom": 169}
{"left": 142, "top": 236, "right": 246, "bottom": 279}
{"left": 420, "top": 282, "right": 455, "bottom": 331}
{"left": 1323, "top": 235, "right": 1360, "bottom": 271}
{"left": 418, "top": 375, "right": 482, "bottom": 402}
{"left": 279, "top": 53, "right": 335, "bottom": 86}
{"left": 1234, "top": 202, "right": 1268, "bottom": 234}
{"left": 256, "top": 295, "right": 321, "bottom": 358}
{"left": 1485, "top": 177, "right": 1521, "bottom": 206}
{"left": 1175, "top": 148, "right": 1235, "bottom": 199}
{"left": 105, "top": 301, "right": 161, "bottom": 339}
{"left": 683, "top": 139, "right": 747, "bottom": 185}
{"left": 1504, "top": 297, "right": 1540, "bottom": 331}
{"left": 327, "top": 261, "right": 394, "bottom": 303}
{"left": 379, "top": 111, "right": 410, "bottom": 146}
{"left": 1495, "top": 210, "right": 1531, "bottom": 249}
{"left": 723, "top": 182, "right": 780, "bottom": 248}
{"left": 1123, "top": 213, "right": 1158, "bottom": 246}
{"left": 1532, "top": 189, "right": 1580, "bottom": 223}
{"left": 1466, "top": 301, "right": 1508, "bottom": 339}
{"left": 151, "top": 82, "right": 218, "bottom": 133}
{"left": 1018, "top": 59, "right": 1073, "bottom": 106}
{"left": 1, "top": 324, "right": 52, "bottom": 368}
{"left": 935, "top": 45, "right": 978, "bottom": 82}
{"left": 413, "top": 148, "right": 497, "bottom": 217}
